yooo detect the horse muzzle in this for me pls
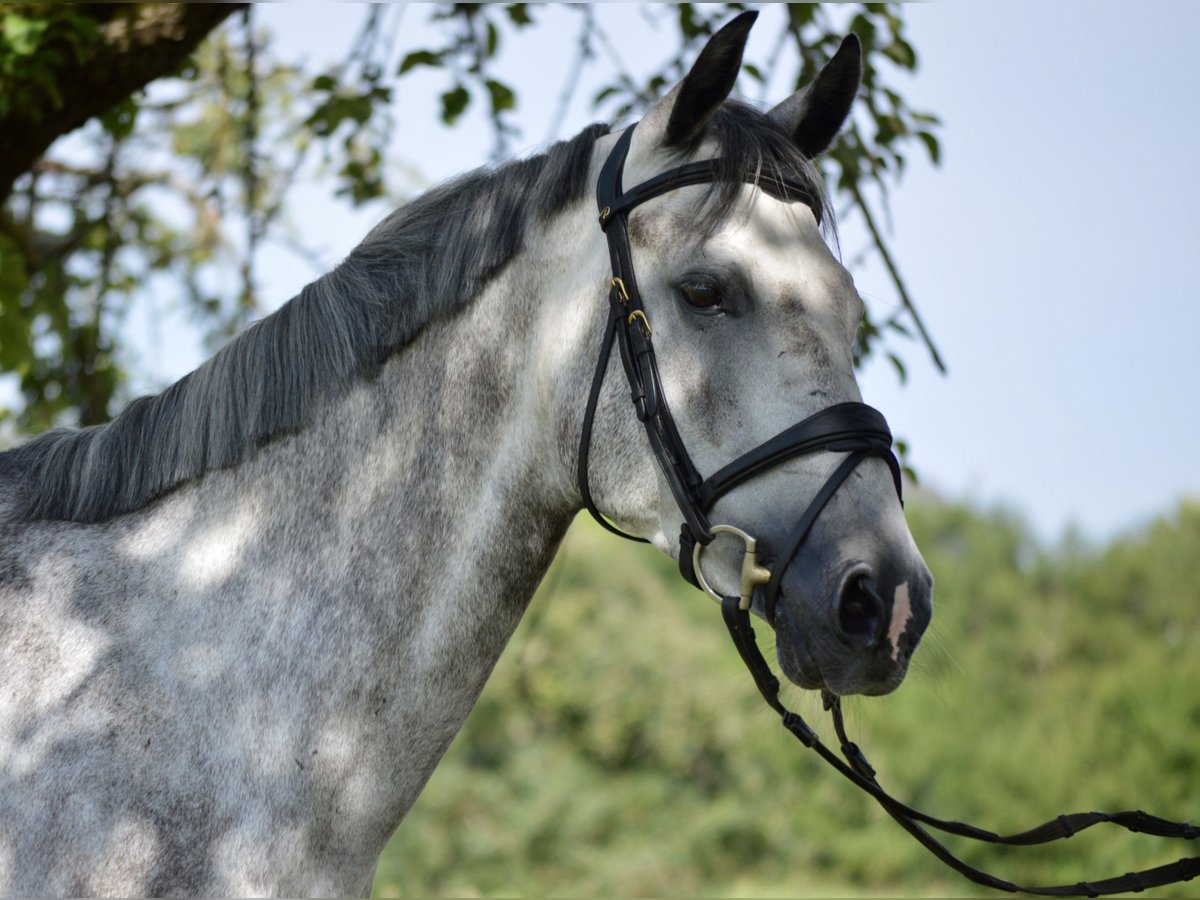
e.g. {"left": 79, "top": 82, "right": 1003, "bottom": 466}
{"left": 774, "top": 553, "right": 933, "bottom": 696}
{"left": 690, "top": 515, "right": 932, "bottom": 695}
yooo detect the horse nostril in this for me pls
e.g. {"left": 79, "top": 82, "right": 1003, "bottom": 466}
{"left": 837, "top": 573, "right": 885, "bottom": 647}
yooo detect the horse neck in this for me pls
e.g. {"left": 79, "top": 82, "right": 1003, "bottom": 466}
{"left": 268, "top": 249, "right": 578, "bottom": 697}
{"left": 102, "top": 237, "right": 584, "bottom": 845}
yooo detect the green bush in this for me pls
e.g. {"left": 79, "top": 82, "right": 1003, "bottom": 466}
{"left": 374, "top": 499, "right": 1200, "bottom": 897}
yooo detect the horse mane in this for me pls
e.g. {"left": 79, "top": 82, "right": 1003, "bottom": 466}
{"left": 3, "top": 102, "right": 830, "bottom": 524}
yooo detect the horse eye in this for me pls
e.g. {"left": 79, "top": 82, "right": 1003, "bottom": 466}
{"left": 679, "top": 281, "right": 722, "bottom": 310}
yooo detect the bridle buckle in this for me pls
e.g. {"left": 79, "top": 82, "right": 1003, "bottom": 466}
{"left": 626, "top": 309, "right": 652, "bottom": 336}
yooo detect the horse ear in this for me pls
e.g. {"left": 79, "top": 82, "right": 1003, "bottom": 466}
{"left": 642, "top": 11, "right": 757, "bottom": 148}
{"left": 769, "top": 34, "right": 862, "bottom": 158}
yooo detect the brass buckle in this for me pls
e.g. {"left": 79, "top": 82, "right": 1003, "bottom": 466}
{"left": 610, "top": 276, "right": 630, "bottom": 304}
{"left": 692, "top": 524, "right": 772, "bottom": 611}
{"left": 627, "top": 309, "right": 652, "bottom": 336}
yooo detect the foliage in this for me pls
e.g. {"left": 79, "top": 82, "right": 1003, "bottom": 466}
{"left": 373, "top": 498, "right": 1200, "bottom": 897}
{"left": 0, "top": 6, "right": 99, "bottom": 121}
{"left": 1, "top": 3, "right": 941, "bottom": 435}
{"left": 0, "top": 6, "right": 272, "bottom": 429}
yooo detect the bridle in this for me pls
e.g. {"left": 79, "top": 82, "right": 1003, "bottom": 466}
{"left": 576, "top": 122, "right": 1199, "bottom": 896}
{"left": 578, "top": 123, "right": 902, "bottom": 624}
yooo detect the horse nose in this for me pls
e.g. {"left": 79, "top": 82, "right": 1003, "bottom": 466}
{"left": 773, "top": 554, "right": 932, "bottom": 696}
{"left": 836, "top": 570, "right": 886, "bottom": 647}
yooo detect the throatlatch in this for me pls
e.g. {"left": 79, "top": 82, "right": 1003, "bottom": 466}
{"left": 578, "top": 120, "right": 1198, "bottom": 897}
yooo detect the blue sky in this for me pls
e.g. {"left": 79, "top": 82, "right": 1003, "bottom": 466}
{"left": 125, "top": 3, "right": 1200, "bottom": 544}
{"left": 851, "top": 2, "right": 1200, "bottom": 543}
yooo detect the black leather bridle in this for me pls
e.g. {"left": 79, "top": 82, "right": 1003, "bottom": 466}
{"left": 578, "top": 124, "right": 902, "bottom": 625}
{"left": 577, "top": 122, "right": 1199, "bottom": 897}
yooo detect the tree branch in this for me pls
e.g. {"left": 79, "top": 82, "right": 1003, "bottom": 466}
{"left": 0, "top": 3, "right": 246, "bottom": 206}
{"left": 843, "top": 171, "right": 947, "bottom": 374}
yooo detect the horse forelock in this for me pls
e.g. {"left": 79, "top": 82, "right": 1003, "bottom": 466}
{"left": 667, "top": 100, "right": 836, "bottom": 243}
{"left": 2, "top": 122, "right": 610, "bottom": 525}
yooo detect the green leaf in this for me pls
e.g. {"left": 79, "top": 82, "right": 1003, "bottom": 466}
{"left": 311, "top": 73, "right": 337, "bottom": 92}
{"left": 440, "top": 84, "right": 470, "bottom": 124}
{"left": 592, "top": 85, "right": 619, "bottom": 106}
{"left": 347, "top": 93, "right": 373, "bottom": 125}
{"left": 2, "top": 14, "right": 49, "bottom": 56}
{"left": 678, "top": 5, "right": 703, "bottom": 40}
{"left": 505, "top": 4, "right": 533, "bottom": 27}
{"left": 398, "top": 49, "right": 444, "bottom": 75}
{"left": 882, "top": 39, "right": 916, "bottom": 69}
{"left": 99, "top": 96, "right": 139, "bottom": 141}
{"left": 788, "top": 5, "right": 815, "bottom": 28}
{"left": 850, "top": 14, "right": 876, "bottom": 51}
{"left": 742, "top": 62, "right": 764, "bottom": 85}
{"left": 486, "top": 21, "right": 499, "bottom": 58}
{"left": 917, "top": 130, "right": 940, "bottom": 165}
{"left": 485, "top": 78, "right": 515, "bottom": 115}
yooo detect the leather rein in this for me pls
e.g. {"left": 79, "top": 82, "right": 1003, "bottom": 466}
{"left": 576, "top": 122, "right": 1199, "bottom": 896}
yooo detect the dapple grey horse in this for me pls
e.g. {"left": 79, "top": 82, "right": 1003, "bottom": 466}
{"left": 0, "top": 14, "right": 931, "bottom": 896}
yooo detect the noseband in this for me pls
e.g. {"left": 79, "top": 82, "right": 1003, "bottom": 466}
{"left": 577, "top": 124, "right": 901, "bottom": 623}
{"left": 575, "top": 122, "right": 1199, "bottom": 897}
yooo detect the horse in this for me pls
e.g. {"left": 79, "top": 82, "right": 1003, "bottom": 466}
{"left": 0, "top": 13, "right": 932, "bottom": 896}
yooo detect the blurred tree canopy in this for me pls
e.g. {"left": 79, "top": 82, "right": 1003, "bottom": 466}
{"left": 374, "top": 497, "right": 1200, "bottom": 897}
{"left": 0, "top": 2, "right": 943, "bottom": 436}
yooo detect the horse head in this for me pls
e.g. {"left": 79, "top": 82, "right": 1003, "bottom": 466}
{"left": 564, "top": 12, "right": 932, "bottom": 697}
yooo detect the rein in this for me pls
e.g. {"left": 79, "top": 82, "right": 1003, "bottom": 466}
{"left": 577, "top": 122, "right": 1199, "bottom": 896}
{"left": 723, "top": 597, "right": 1200, "bottom": 896}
